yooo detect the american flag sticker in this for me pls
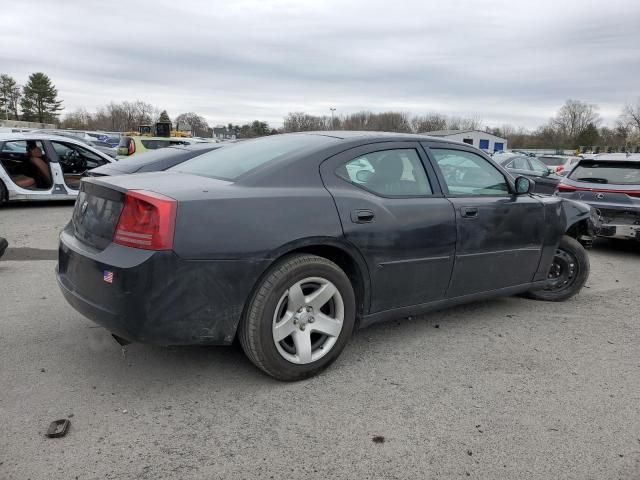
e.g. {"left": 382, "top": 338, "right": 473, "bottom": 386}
{"left": 103, "top": 270, "right": 114, "bottom": 284}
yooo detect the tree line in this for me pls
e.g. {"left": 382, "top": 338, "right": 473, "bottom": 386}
{"left": 282, "top": 100, "right": 640, "bottom": 150}
{"left": 2, "top": 71, "right": 639, "bottom": 148}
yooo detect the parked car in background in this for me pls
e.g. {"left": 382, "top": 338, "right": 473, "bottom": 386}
{"left": 89, "top": 143, "right": 223, "bottom": 176}
{"left": 88, "top": 140, "right": 118, "bottom": 158}
{"left": 539, "top": 155, "right": 581, "bottom": 176}
{"left": 495, "top": 154, "right": 563, "bottom": 194}
{"left": 0, "top": 133, "right": 114, "bottom": 204}
{"left": 117, "top": 135, "right": 216, "bottom": 158}
{"left": 57, "top": 132, "right": 596, "bottom": 381}
{"left": 557, "top": 153, "right": 640, "bottom": 242}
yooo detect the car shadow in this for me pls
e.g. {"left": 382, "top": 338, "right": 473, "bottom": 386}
{"left": 591, "top": 238, "right": 640, "bottom": 257}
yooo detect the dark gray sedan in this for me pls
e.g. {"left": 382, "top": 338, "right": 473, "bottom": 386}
{"left": 495, "top": 154, "right": 563, "bottom": 194}
{"left": 57, "top": 132, "right": 596, "bottom": 380}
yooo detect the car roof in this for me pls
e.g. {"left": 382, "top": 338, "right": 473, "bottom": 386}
{"left": 287, "top": 130, "right": 467, "bottom": 144}
{"left": 587, "top": 153, "right": 640, "bottom": 162}
{"left": 0, "top": 132, "right": 94, "bottom": 145}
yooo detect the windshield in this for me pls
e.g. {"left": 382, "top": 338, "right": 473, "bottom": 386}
{"left": 569, "top": 161, "right": 640, "bottom": 185}
{"left": 171, "top": 134, "right": 338, "bottom": 181}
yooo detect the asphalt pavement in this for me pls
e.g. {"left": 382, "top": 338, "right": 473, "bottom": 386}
{"left": 1, "top": 202, "right": 639, "bottom": 479}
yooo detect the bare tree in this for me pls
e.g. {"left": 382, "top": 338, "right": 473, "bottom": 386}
{"left": 175, "top": 112, "right": 210, "bottom": 136}
{"left": 621, "top": 99, "right": 640, "bottom": 139}
{"left": 283, "top": 112, "right": 327, "bottom": 132}
{"left": 551, "top": 99, "right": 601, "bottom": 141}
{"left": 411, "top": 113, "right": 447, "bottom": 133}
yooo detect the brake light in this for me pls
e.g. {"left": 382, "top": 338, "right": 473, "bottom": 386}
{"left": 127, "top": 138, "right": 136, "bottom": 156}
{"left": 113, "top": 190, "right": 176, "bottom": 250}
{"left": 557, "top": 183, "right": 577, "bottom": 192}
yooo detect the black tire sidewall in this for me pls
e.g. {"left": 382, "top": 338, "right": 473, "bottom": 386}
{"left": 251, "top": 255, "right": 356, "bottom": 380}
{"left": 0, "top": 180, "right": 7, "bottom": 205}
{"left": 528, "top": 235, "right": 590, "bottom": 301}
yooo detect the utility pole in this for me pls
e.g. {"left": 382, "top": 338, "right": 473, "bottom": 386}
{"left": 329, "top": 107, "right": 336, "bottom": 129}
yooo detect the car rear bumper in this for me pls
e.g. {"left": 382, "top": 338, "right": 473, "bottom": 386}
{"left": 57, "top": 227, "right": 268, "bottom": 345}
{"left": 598, "top": 223, "right": 640, "bottom": 240}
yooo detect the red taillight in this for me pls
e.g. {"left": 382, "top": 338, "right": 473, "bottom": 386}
{"left": 113, "top": 190, "right": 176, "bottom": 250}
{"left": 556, "top": 165, "right": 565, "bottom": 174}
{"left": 127, "top": 138, "right": 136, "bottom": 156}
{"left": 557, "top": 183, "right": 577, "bottom": 192}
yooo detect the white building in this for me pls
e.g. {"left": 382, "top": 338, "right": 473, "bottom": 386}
{"left": 425, "top": 129, "right": 507, "bottom": 153}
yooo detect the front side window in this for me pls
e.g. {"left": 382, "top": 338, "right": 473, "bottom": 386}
{"left": 529, "top": 158, "right": 550, "bottom": 174}
{"left": 336, "top": 149, "right": 432, "bottom": 197}
{"left": 508, "top": 157, "right": 529, "bottom": 170}
{"left": 431, "top": 149, "right": 509, "bottom": 196}
{"left": 52, "top": 141, "right": 107, "bottom": 170}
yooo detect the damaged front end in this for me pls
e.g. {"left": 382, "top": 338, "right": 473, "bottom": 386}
{"left": 596, "top": 207, "right": 640, "bottom": 241}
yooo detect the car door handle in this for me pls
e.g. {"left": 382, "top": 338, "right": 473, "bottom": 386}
{"left": 460, "top": 206, "right": 478, "bottom": 218}
{"left": 351, "top": 209, "right": 375, "bottom": 223}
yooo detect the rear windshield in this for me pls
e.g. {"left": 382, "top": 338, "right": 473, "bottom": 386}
{"left": 539, "top": 157, "right": 567, "bottom": 166}
{"left": 568, "top": 161, "right": 640, "bottom": 185}
{"left": 171, "top": 134, "right": 338, "bottom": 181}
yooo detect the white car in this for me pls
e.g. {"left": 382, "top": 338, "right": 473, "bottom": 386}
{"left": 0, "top": 133, "right": 114, "bottom": 204}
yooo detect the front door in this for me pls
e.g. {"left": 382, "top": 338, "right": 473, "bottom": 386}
{"left": 423, "top": 144, "right": 545, "bottom": 298}
{"left": 320, "top": 142, "right": 457, "bottom": 313}
{"left": 49, "top": 140, "right": 111, "bottom": 191}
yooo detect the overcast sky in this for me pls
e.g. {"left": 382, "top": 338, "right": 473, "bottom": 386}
{"left": 1, "top": 0, "right": 639, "bottom": 129}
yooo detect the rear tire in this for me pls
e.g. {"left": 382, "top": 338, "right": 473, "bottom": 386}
{"left": 0, "top": 180, "right": 7, "bottom": 205}
{"left": 239, "top": 254, "right": 356, "bottom": 381}
{"left": 526, "top": 235, "right": 589, "bottom": 302}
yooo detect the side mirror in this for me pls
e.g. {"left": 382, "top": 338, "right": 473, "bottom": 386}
{"left": 514, "top": 176, "right": 534, "bottom": 194}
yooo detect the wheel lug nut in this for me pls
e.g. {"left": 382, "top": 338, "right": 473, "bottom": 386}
{"left": 309, "top": 317, "right": 315, "bottom": 323}
{"left": 293, "top": 319, "right": 298, "bottom": 325}
{"left": 300, "top": 325, "right": 306, "bottom": 331}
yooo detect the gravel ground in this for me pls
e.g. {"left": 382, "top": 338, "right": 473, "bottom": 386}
{"left": 0, "top": 202, "right": 639, "bottom": 479}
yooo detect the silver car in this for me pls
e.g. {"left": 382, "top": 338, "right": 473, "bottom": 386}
{"left": 0, "top": 133, "right": 114, "bottom": 204}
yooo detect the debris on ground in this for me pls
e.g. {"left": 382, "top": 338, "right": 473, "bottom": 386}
{"left": 372, "top": 435, "right": 385, "bottom": 444}
{"left": 46, "top": 419, "right": 70, "bottom": 438}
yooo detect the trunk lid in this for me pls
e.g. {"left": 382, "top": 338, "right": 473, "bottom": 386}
{"left": 72, "top": 172, "right": 233, "bottom": 250}
{"left": 72, "top": 181, "right": 125, "bottom": 250}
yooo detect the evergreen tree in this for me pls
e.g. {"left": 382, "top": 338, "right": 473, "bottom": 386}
{"left": 158, "top": 110, "right": 171, "bottom": 123}
{"left": 20, "top": 72, "right": 63, "bottom": 123}
{"left": 0, "top": 74, "right": 21, "bottom": 120}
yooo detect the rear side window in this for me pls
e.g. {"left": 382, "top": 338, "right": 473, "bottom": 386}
{"left": 568, "top": 161, "right": 640, "bottom": 185}
{"left": 539, "top": 157, "right": 565, "bottom": 167}
{"left": 336, "top": 149, "right": 432, "bottom": 197}
{"left": 172, "top": 134, "right": 338, "bottom": 181}
{"left": 431, "top": 149, "right": 508, "bottom": 196}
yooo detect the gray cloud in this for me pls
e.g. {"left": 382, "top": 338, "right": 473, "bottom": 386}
{"left": 1, "top": 0, "right": 638, "bottom": 128}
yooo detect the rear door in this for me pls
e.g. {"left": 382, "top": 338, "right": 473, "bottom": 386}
{"left": 320, "top": 141, "right": 456, "bottom": 313}
{"left": 422, "top": 143, "right": 545, "bottom": 298}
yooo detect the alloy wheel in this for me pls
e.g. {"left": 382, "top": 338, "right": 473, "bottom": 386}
{"left": 272, "top": 276, "right": 344, "bottom": 364}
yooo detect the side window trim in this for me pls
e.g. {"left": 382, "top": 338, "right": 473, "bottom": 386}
{"left": 335, "top": 146, "right": 443, "bottom": 199}
{"left": 420, "top": 143, "right": 514, "bottom": 197}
